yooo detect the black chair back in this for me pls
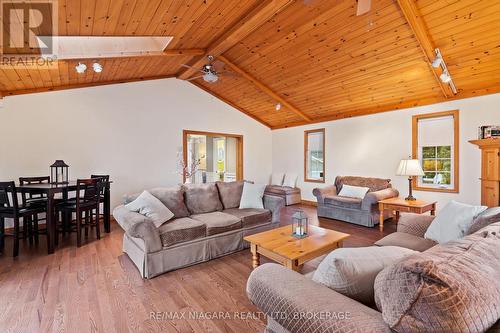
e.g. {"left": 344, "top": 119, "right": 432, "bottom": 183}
{"left": 91, "top": 175, "right": 109, "bottom": 197}
{"left": 76, "top": 179, "right": 102, "bottom": 208}
{"left": 19, "top": 176, "right": 50, "bottom": 205}
{"left": 0, "top": 181, "right": 19, "bottom": 215}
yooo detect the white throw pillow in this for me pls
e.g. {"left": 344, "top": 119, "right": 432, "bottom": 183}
{"left": 338, "top": 184, "right": 370, "bottom": 199}
{"left": 271, "top": 173, "right": 285, "bottom": 186}
{"left": 239, "top": 182, "right": 266, "bottom": 209}
{"left": 424, "top": 200, "right": 487, "bottom": 243}
{"left": 283, "top": 173, "right": 298, "bottom": 188}
{"left": 312, "top": 246, "right": 417, "bottom": 304}
{"left": 125, "top": 190, "right": 174, "bottom": 228}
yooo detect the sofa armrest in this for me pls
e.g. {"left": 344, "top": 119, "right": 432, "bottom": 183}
{"left": 247, "top": 264, "right": 390, "bottom": 333}
{"left": 397, "top": 213, "right": 435, "bottom": 238}
{"left": 112, "top": 205, "right": 162, "bottom": 253}
{"left": 312, "top": 185, "right": 337, "bottom": 204}
{"left": 361, "top": 188, "right": 399, "bottom": 211}
{"left": 264, "top": 195, "right": 285, "bottom": 223}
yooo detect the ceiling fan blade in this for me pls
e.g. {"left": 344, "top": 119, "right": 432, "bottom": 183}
{"left": 187, "top": 75, "right": 205, "bottom": 81}
{"left": 356, "top": 0, "right": 371, "bottom": 16}
{"left": 218, "top": 71, "right": 240, "bottom": 78}
{"left": 212, "top": 60, "right": 226, "bottom": 72}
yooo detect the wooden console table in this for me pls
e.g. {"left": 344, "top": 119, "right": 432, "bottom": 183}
{"left": 378, "top": 198, "right": 436, "bottom": 232}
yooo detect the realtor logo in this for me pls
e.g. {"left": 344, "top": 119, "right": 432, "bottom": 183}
{"left": 1, "top": 0, "right": 57, "bottom": 66}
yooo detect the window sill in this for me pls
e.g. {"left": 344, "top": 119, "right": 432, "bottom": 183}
{"left": 414, "top": 186, "right": 459, "bottom": 194}
{"left": 304, "top": 178, "right": 325, "bottom": 183}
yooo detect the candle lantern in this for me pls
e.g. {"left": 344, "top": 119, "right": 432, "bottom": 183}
{"left": 50, "top": 160, "right": 69, "bottom": 184}
{"left": 292, "top": 210, "right": 308, "bottom": 238}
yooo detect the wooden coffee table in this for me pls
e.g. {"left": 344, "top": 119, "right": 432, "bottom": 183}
{"left": 244, "top": 225, "right": 350, "bottom": 271}
{"left": 378, "top": 197, "right": 437, "bottom": 232}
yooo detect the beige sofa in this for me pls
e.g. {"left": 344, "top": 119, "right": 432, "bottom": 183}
{"left": 247, "top": 210, "right": 500, "bottom": 333}
{"left": 113, "top": 181, "right": 284, "bottom": 278}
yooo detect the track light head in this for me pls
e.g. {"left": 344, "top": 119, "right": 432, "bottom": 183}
{"left": 92, "top": 62, "right": 103, "bottom": 73}
{"left": 440, "top": 71, "right": 452, "bottom": 83}
{"left": 431, "top": 56, "right": 442, "bottom": 68}
{"left": 75, "top": 62, "right": 87, "bottom": 74}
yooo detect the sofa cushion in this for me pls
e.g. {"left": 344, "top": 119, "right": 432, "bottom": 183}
{"left": 157, "top": 217, "right": 206, "bottom": 248}
{"left": 264, "top": 185, "right": 300, "bottom": 196}
{"left": 183, "top": 183, "right": 223, "bottom": 214}
{"left": 312, "top": 246, "right": 417, "bottom": 304}
{"left": 324, "top": 195, "right": 362, "bottom": 209}
{"left": 335, "top": 176, "right": 391, "bottom": 193}
{"left": 375, "top": 232, "right": 437, "bottom": 252}
{"left": 191, "top": 212, "right": 242, "bottom": 236}
{"left": 223, "top": 208, "right": 271, "bottom": 228}
{"left": 124, "top": 186, "right": 190, "bottom": 218}
{"left": 468, "top": 206, "right": 500, "bottom": 234}
{"left": 374, "top": 224, "right": 500, "bottom": 333}
{"left": 216, "top": 181, "right": 244, "bottom": 209}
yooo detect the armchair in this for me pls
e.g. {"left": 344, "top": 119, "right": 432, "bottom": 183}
{"left": 313, "top": 176, "right": 398, "bottom": 227}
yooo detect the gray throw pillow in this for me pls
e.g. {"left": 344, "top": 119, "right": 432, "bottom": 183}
{"left": 312, "top": 246, "right": 417, "bottom": 304}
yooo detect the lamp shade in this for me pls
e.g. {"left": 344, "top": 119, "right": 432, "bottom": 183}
{"left": 396, "top": 159, "right": 425, "bottom": 176}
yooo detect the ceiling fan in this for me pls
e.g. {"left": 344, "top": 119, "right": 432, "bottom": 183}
{"left": 181, "top": 55, "right": 237, "bottom": 83}
{"left": 304, "top": 0, "right": 372, "bottom": 16}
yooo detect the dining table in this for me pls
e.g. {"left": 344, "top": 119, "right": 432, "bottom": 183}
{"left": 17, "top": 180, "right": 111, "bottom": 254}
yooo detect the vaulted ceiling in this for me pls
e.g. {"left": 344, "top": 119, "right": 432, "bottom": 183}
{"left": 1, "top": 0, "right": 499, "bottom": 129}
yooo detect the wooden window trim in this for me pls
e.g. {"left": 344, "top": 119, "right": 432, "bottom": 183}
{"left": 412, "top": 110, "right": 459, "bottom": 193}
{"left": 304, "top": 128, "right": 326, "bottom": 183}
{"left": 182, "top": 130, "right": 243, "bottom": 183}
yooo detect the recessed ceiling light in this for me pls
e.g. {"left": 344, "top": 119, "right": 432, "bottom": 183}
{"left": 92, "top": 62, "right": 103, "bottom": 73}
{"left": 75, "top": 62, "right": 87, "bottom": 74}
{"left": 275, "top": 103, "right": 282, "bottom": 111}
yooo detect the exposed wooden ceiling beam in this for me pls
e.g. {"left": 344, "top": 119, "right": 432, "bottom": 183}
{"left": 2, "top": 75, "right": 176, "bottom": 97}
{"left": 396, "top": 0, "right": 454, "bottom": 98}
{"left": 162, "top": 48, "right": 206, "bottom": 56}
{"left": 177, "top": 0, "right": 294, "bottom": 80}
{"left": 189, "top": 80, "right": 273, "bottom": 129}
{"left": 218, "top": 55, "right": 312, "bottom": 122}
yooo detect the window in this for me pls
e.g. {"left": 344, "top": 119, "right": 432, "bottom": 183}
{"left": 304, "top": 129, "right": 325, "bottom": 183}
{"left": 183, "top": 130, "right": 243, "bottom": 184}
{"left": 412, "top": 110, "right": 459, "bottom": 193}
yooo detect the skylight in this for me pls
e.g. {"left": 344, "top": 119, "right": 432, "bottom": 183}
{"left": 37, "top": 36, "right": 173, "bottom": 59}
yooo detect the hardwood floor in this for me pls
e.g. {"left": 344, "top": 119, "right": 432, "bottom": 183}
{"left": 0, "top": 205, "right": 397, "bottom": 333}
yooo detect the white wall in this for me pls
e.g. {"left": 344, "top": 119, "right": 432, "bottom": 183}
{"left": 0, "top": 78, "right": 272, "bottom": 210}
{"left": 273, "top": 93, "right": 500, "bottom": 210}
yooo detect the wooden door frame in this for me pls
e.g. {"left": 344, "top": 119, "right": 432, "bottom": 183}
{"left": 182, "top": 130, "right": 244, "bottom": 183}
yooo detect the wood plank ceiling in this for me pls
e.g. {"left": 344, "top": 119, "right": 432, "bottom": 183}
{"left": 0, "top": 0, "right": 499, "bottom": 129}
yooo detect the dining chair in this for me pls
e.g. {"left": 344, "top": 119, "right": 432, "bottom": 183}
{"left": 0, "top": 181, "right": 46, "bottom": 257}
{"left": 90, "top": 174, "right": 109, "bottom": 223}
{"left": 19, "top": 176, "right": 50, "bottom": 245}
{"left": 56, "top": 178, "right": 103, "bottom": 247}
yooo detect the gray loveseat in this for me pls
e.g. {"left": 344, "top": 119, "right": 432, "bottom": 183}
{"left": 247, "top": 210, "right": 500, "bottom": 333}
{"left": 113, "top": 181, "right": 284, "bottom": 278}
{"left": 313, "top": 176, "right": 399, "bottom": 227}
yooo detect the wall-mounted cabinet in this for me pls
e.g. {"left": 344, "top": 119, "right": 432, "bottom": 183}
{"left": 470, "top": 138, "right": 500, "bottom": 207}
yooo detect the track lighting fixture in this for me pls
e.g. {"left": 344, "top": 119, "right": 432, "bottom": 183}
{"left": 275, "top": 102, "right": 282, "bottom": 111}
{"left": 75, "top": 62, "right": 87, "bottom": 74}
{"left": 431, "top": 48, "right": 457, "bottom": 94}
{"left": 92, "top": 62, "right": 103, "bottom": 73}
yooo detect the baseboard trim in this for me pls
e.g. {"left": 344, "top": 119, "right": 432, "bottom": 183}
{"left": 301, "top": 200, "right": 317, "bottom": 207}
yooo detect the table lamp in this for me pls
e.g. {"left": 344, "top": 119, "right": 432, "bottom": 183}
{"left": 396, "top": 159, "right": 425, "bottom": 201}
